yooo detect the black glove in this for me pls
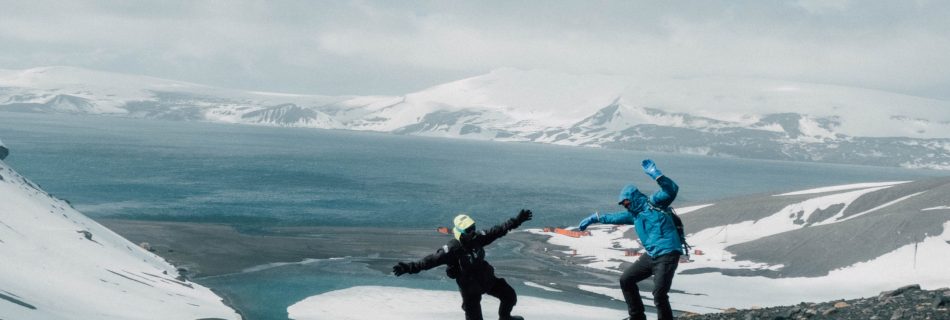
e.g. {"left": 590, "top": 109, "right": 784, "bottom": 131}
{"left": 516, "top": 209, "right": 533, "bottom": 223}
{"left": 392, "top": 262, "right": 410, "bottom": 276}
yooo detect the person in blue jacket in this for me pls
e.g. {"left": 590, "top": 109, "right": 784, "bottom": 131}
{"left": 577, "top": 159, "right": 682, "bottom": 320}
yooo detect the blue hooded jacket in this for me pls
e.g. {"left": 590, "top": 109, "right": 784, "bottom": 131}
{"left": 599, "top": 176, "right": 682, "bottom": 257}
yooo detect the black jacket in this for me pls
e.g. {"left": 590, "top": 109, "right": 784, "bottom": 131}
{"left": 403, "top": 216, "right": 523, "bottom": 291}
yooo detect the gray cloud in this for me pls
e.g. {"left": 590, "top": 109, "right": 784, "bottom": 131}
{"left": 0, "top": 1, "right": 947, "bottom": 99}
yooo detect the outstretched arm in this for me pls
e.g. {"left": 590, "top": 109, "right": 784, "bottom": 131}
{"left": 393, "top": 246, "right": 452, "bottom": 276}
{"left": 579, "top": 210, "right": 634, "bottom": 230}
{"left": 476, "top": 209, "right": 532, "bottom": 247}
{"left": 599, "top": 210, "right": 636, "bottom": 224}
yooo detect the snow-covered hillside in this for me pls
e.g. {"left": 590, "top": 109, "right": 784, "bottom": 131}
{"left": 0, "top": 146, "right": 239, "bottom": 319}
{"left": 528, "top": 179, "right": 950, "bottom": 312}
{"left": 2, "top": 66, "right": 949, "bottom": 169}
{"left": 338, "top": 68, "right": 950, "bottom": 139}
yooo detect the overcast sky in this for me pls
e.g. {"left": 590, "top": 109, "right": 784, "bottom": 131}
{"left": 1, "top": 1, "right": 948, "bottom": 99}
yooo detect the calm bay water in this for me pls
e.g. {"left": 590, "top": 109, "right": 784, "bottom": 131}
{"left": 1, "top": 112, "right": 942, "bottom": 229}
{"left": 1, "top": 112, "right": 945, "bottom": 319}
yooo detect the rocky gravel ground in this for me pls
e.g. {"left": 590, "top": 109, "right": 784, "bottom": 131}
{"left": 681, "top": 284, "right": 950, "bottom": 320}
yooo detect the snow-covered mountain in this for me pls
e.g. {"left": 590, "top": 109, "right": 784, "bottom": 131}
{"left": 530, "top": 178, "right": 950, "bottom": 312}
{"left": 0, "top": 145, "right": 239, "bottom": 319}
{"left": 2, "top": 66, "right": 949, "bottom": 169}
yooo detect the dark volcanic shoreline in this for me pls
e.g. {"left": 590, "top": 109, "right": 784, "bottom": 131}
{"left": 98, "top": 219, "right": 642, "bottom": 314}
{"left": 98, "top": 219, "right": 450, "bottom": 277}
{"left": 99, "top": 219, "right": 634, "bottom": 293}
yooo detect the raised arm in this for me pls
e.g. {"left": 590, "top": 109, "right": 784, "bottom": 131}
{"left": 642, "top": 159, "right": 678, "bottom": 208}
{"left": 475, "top": 209, "right": 532, "bottom": 247}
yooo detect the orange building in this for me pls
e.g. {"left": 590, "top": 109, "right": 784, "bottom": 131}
{"left": 554, "top": 228, "right": 591, "bottom": 238}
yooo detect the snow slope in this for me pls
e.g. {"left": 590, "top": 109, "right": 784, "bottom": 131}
{"left": 0, "top": 149, "right": 239, "bottom": 319}
{"left": 528, "top": 180, "right": 950, "bottom": 312}
{"left": 287, "top": 286, "right": 630, "bottom": 320}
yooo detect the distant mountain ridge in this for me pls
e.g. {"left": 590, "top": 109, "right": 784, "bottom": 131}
{"left": 2, "top": 66, "right": 948, "bottom": 169}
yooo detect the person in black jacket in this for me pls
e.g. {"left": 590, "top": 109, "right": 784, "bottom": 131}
{"left": 393, "top": 209, "right": 533, "bottom": 320}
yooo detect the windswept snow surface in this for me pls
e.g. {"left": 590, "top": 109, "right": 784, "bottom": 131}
{"left": 775, "top": 181, "right": 911, "bottom": 196}
{"left": 528, "top": 181, "right": 950, "bottom": 312}
{"left": 287, "top": 286, "right": 630, "bottom": 320}
{"left": 0, "top": 159, "right": 239, "bottom": 319}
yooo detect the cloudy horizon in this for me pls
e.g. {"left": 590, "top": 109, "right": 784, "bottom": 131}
{"left": 1, "top": 1, "right": 948, "bottom": 99}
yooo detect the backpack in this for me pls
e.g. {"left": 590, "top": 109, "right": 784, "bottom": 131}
{"left": 647, "top": 201, "right": 692, "bottom": 259}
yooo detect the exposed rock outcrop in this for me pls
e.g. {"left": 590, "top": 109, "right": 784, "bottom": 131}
{"left": 0, "top": 138, "right": 8, "bottom": 160}
{"left": 682, "top": 285, "right": 949, "bottom": 320}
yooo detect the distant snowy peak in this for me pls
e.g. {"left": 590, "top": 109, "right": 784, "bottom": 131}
{"left": 0, "top": 66, "right": 342, "bottom": 115}
{"left": 206, "top": 103, "right": 342, "bottom": 128}
{"left": 391, "top": 68, "right": 950, "bottom": 138}
{"left": 571, "top": 100, "right": 735, "bottom": 133}
{"left": 400, "top": 68, "right": 630, "bottom": 128}
{"left": 2, "top": 66, "right": 949, "bottom": 169}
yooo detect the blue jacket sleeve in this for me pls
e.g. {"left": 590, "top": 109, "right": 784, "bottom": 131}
{"left": 598, "top": 210, "right": 635, "bottom": 225}
{"left": 650, "top": 175, "right": 679, "bottom": 208}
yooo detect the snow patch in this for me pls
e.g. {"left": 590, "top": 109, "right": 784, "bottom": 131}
{"left": 671, "top": 222, "right": 950, "bottom": 309}
{"left": 674, "top": 204, "right": 715, "bottom": 214}
{"left": 775, "top": 181, "right": 909, "bottom": 196}
{"left": 287, "top": 286, "right": 628, "bottom": 320}
{"left": 523, "top": 281, "right": 563, "bottom": 292}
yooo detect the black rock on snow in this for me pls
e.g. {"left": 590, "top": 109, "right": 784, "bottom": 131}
{"left": 681, "top": 284, "right": 950, "bottom": 320}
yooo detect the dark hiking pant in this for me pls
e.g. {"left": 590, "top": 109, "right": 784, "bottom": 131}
{"left": 459, "top": 278, "right": 517, "bottom": 320}
{"left": 619, "top": 252, "right": 680, "bottom": 320}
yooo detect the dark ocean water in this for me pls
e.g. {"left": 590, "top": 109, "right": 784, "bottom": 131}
{"left": 1, "top": 112, "right": 945, "bottom": 319}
